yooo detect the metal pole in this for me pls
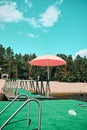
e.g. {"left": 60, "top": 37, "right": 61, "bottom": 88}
{"left": 0, "top": 94, "right": 29, "bottom": 115}
{"left": 0, "top": 98, "right": 41, "bottom": 130}
{"left": 47, "top": 67, "right": 49, "bottom": 81}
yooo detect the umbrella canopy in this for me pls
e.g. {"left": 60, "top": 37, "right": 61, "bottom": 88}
{"left": 29, "top": 55, "right": 66, "bottom": 67}
{"left": 29, "top": 55, "right": 66, "bottom": 81}
{"left": 29, "top": 55, "right": 66, "bottom": 96}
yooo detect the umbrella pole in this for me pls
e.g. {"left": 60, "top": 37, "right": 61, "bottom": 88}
{"left": 46, "top": 67, "right": 50, "bottom": 97}
{"left": 47, "top": 67, "right": 49, "bottom": 81}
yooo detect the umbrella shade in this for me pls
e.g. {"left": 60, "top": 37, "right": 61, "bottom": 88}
{"left": 29, "top": 55, "right": 66, "bottom": 67}
{"left": 29, "top": 55, "right": 66, "bottom": 96}
{"left": 29, "top": 55, "right": 66, "bottom": 81}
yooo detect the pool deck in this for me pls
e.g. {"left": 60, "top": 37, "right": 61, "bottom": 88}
{"left": 1, "top": 82, "right": 87, "bottom": 130}
{"left": 0, "top": 99, "right": 87, "bottom": 130}
{"left": 0, "top": 79, "right": 87, "bottom": 101}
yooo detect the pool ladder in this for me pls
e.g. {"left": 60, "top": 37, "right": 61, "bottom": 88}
{"left": 0, "top": 94, "right": 41, "bottom": 130}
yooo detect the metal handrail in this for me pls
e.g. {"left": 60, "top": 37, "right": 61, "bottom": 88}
{"left": 0, "top": 94, "right": 29, "bottom": 115}
{"left": 0, "top": 98, "right": 41, "bottom": 130}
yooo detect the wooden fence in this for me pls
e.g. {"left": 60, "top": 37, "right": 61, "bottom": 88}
{"left": 3, "top": 79, "right": 50, "bottom": 98}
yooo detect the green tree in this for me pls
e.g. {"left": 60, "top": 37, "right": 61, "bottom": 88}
{"left": 74, "top": 55, "right": 87, "bottom": 82}
{"left": 0, "top": 44, "right": 5, "bottom": 76}
{"left": 4, "top": 47, "right": 14, "bottom": 78}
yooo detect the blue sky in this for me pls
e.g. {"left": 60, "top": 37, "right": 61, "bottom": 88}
{"left": 0, "top": 0, "right": 87, "bottom": 57}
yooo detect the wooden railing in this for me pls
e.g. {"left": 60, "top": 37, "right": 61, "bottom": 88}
{"left": 3, "top": 79, "right": 50, "bottom": 97}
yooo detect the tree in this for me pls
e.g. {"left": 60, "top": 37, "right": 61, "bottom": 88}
{"left": 0, "top": 44, "right": 5, "bottom": 77}
{"left": 0, "top": 43, "right": 87, "bottom": 82}
{"left": 4, "top": 47, "right": 14, "bottom": 78}
{"left": 74, "top": 55, "right": 87, "bottom": 82}
{"left": 22, "top": 54, "right": 30, "bottom": 79}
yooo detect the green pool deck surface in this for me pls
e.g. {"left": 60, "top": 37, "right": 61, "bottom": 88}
{"left": 1, "top": 89, "right": 87, "bottom": 130}
{"left": 18, "top": 88, "right": 46, "bottom": 99}
{"left": 5, "top": 88, "right": 47, "bottom": 100}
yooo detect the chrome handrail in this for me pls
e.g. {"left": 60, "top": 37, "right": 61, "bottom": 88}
{"left": 0, "top": 98, "right": 41, "bottom": 130}
{"left": 0, "top": 94, "right": 29, "bottom": 115}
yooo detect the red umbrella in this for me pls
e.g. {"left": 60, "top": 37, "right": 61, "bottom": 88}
{"left": 29, "top": 55, "right": 66, "bottom": 96}
{"left": 29, "top": 55, "right": 66, "bottom": 81}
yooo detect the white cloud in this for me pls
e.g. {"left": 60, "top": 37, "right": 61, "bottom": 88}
{"left": 59, "top": 0, "right": 64, "bottom": 5}
{"left": 75, "top": 49, "right": 87, "bottom": 57}
{"left": 25, "top": 0, "right": 33, "bottom": 8}
{"left": 28, "top": 33, "right": 34, "bottom": 38}
{"left": 0, "top": 1, "right": 61, "bottom": 29}
{"left": 43, "top": 28, "right": 49, "bottom": 33}
{"left": 26, "top": 17, "right": 40, "bottom": 28}
{"left": 27, "top": 33, "right": 38, "bottom": 38}
{"left": 55, "top": 0, "right": 64, "bottom": 6}
{"left": 0, "top": 1, "right": 23, "bottom": 23}
{"left": 26, "top": 5, "right": 61, "bottom": 28}
{"left": 39, "top": 5, "right": 61, "bottom": 27}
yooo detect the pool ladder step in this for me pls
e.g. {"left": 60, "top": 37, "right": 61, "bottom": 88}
{"left": 0, "top": 94, "right": 41, "bottom": 130}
